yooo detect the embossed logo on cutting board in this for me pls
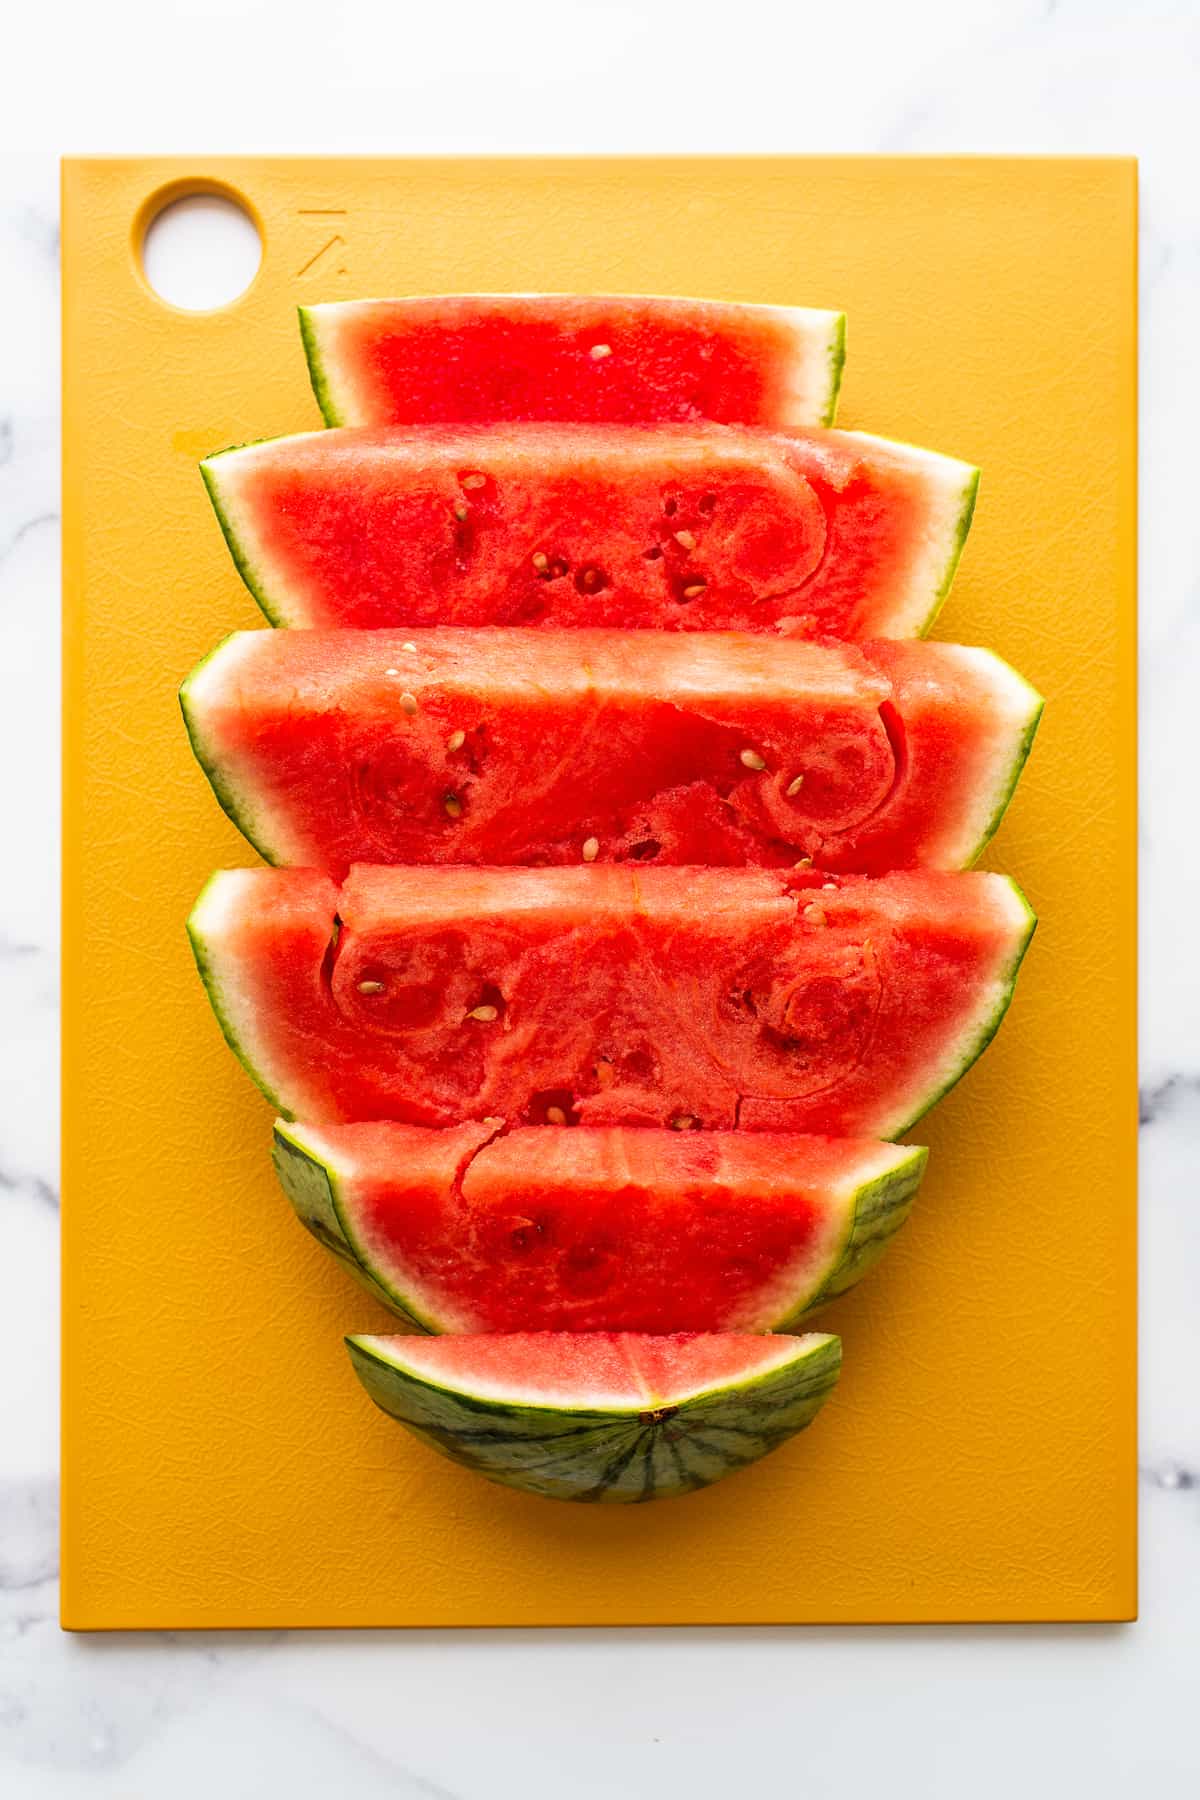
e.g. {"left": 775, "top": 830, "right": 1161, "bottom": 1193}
{"left": 296, "top": 209, "right": 349, "bottom": 280}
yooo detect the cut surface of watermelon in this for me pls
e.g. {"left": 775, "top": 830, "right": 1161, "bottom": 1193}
{"left": 201, "top": 422, "right": 976, "bottom": 638}
{"left": 274, "top": 1120, "right": 926, "bottom": 1333}
{"left": 182, "top": 628, "right": 1040, "bottom": 877}
{"left": 188, "top": 864, "right": 1035, "bottom": 1136}
{"left": 299, "top": 295, "right": 846, "bottom": 430}
{"left": 345, "top": 1329, "right": 842, "bottom": 1502}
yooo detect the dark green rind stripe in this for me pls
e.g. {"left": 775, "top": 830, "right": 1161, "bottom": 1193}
{"left": 346, "top": 1334, "right": 841, "bottom": 1503}
{"left": 777, "top": 1146, "right": 928, "bottom": 1325}
{"left": 199, "top": 453, "right": 288, "bottom": 629}
{"left": 186, "top": 878, "right": 292, "bottom": 1118}
{"left": 271, "top": 1126, "right": 431, "bottom": 1329}
{"left": 821, "top": 314, "right": 847, "bottom": 428}
{"left": 916, "top": 466, "right": 981, "bottom": 638}
{"left": 891, "top": 877, "right": 1038, "bottom": 1140}
{"left": 298, "top": 305, "right": 347, "bottom": 428}
{"left": 179, "top": 643, "right": 285, "bottom": 867}
{"left": 968, "top": 690, "right": 1046, "bottom": 867}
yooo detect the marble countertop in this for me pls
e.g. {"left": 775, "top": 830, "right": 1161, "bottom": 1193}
{"left": 3, "top": 0, "right": 1197, "bottom": 1791}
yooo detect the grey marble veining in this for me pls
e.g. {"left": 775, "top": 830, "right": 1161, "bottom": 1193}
{"left": 1, "top": 0, "right": 1198, "bottom": 1791}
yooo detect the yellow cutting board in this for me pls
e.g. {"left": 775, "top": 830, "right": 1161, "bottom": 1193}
{"left": 61, "top": 156, "right": 1137, "bottom": 1628}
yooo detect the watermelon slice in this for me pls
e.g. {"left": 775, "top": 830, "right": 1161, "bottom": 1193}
{"left": 274, "top": 1120, "right": 927, "bottom": 1333}
{"left": 299, "top": 295, "right": 846, "bottom": 430}
{"left": 181, "top": 629, "right": 1041, "bottom": 877}
{"left": 201, "top": 423, "right": 977, "bottom": 638}
{"left": 345, "top": 1329, "right": 842, "bottom": 1502}
{"left": 187, "top": 864, "right": 1035, "bottom": 1136}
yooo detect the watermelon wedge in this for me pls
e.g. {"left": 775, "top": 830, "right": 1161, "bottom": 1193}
{"left": 187, "top": 864, "right": 1035, "bottom": 1136}
{"left": 181, "top": 629, "right": 1041, "bottom": 876}
{"left": 274, "top": 1121, "right": 927, "bottom": 1333}
{"left": 201, "top": 423, "right": 977, "bottom": 638}
{"left": 299, "top": 295, "right": 846, "bottom": 430}
{"left": 345, "top": 1329, "right": 842, "bottom": 1502}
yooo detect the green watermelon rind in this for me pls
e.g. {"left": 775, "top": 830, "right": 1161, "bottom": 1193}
{"left": 885, "top": 876, "right": 1038, "bottom": 1139}
{"left": 968, "top": 683, "right": 1046, "bottom": 865}
{"left": 199, "top": 447, "right": 289, "bottom": 629}
{"left": 297, "top": 298, "right": 848, "bottom": 433}
{"left": 917, "top": 465, "right": 981, "bottom": 637}
{"left": 186, "top": 874, "right": 294, "bottom": 1118}
{"left": 298, "top": 304, "right": 346, "bottom": 428}
{"left": 345, "top": 1331, "right": 842, "bottom": 1502}
{"left": 179, "top": 636, "right": 285, "bottom": 866}
{"left": 271, "top": 1121, "right": 926, "bottom": 1334}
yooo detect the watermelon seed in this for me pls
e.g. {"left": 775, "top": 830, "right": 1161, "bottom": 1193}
{"left": 447, "top": 729, "right": 466, "bottom": 752}
{"left": 444, "top": 794, "right": 463, "bottom": 819}
{"left": 803, "top": 904, "right": 827, "bottom": 926}
{"left": 670, "top": 1114, "right": 697, "bottom": 1131}
{"left": 401, "top": 642, "right": 418, "bottom": 653}
{"left": 740, "top": 748, "right": 767, "bottom": 771}
{"left": 786, "top": 774, "right": 805, "bottom": 797}
{"left": 545, "top": 1106, "right": 567, "bottom": 1126}
{"left": 673, "top": 529, "right": 697, "bottom": 552}
{"left": 582, "top": 836, "right": 600, "bottom": 862}
{"left": 452, "top": 501, "right": 469, "bottom": 522}
{"left": 682, "top": 581, "right": 706, "bottom": 599}
{"left": 467, "top": 1004, "right": 499, "bottom": 1022}
{"left": 823, "top": 882, "right": 838, "bottom": 891}
{"left": 400, "top": 692, "right": 419, "bottom": 715}
{"left": 384, "top": 667, "right": 400, "bottom": 676}
{"left": 793, "top": 856, "right": 813, "bottom": 869}
{"left": 589, "top": 343, "right": 612, "bottom": 360}
{"left": 575, "top": 565, "right": 608, "bottom": 595}
{"left": 460, "top": 472, "right": 487, "bottom": 489}
{"left": 357, "top": 979, "right": 386, "bottom": 995}
{"left": 531, "top": 551, "right": 549, "bottom": 571}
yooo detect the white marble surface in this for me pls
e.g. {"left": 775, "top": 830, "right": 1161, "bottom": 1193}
{"left": 2, "top": 0, "right": 1198, "bottom": 1791}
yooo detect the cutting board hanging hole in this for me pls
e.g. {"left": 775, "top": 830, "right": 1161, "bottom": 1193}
{"left": 141, "top": 190, "right": 261, "bottom": 312}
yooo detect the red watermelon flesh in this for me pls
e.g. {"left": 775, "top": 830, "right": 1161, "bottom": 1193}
{"left": 272, "top": 1120, "right": 926, "bottom": 1334}
{"left": 200, "top": 423, "right": 977, "bottom": 639}
{"left": 298, "top": 294, "right": 845, "bottom": 430}
{"left": 181, "top": 629, "right": 1041, "bottom": 877}
{"left": 188, "top": 864, "right": 1034, "bottom": 1137}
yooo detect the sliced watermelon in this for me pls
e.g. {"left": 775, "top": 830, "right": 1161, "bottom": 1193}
{"left": 299, "top": 295, "right": 846, "bottom": 430}
{"left": 345, "top": 1329, "right": 842, "bottom": 1502}
{"left": 201, "top": 423, "right": 976, "bottom": 639}
{"left": 187, "top": 864, "right": 1035, "bottom": 1136}
{"left": 274, "top": 1120, "right": 926, "bottom": 1333}
{"left": 181, "top": 629, "right": 1040, "bottom": 876}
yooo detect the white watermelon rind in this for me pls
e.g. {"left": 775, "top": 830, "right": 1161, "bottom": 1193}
{"left": 271, "top": 1120, "right": 927, "bottom": 1334}
{"left": 297, "top": 294, "right": 848, "bottom": 432}
{"left": 344, "top": 1330, "right": 843, "bottom": 1502}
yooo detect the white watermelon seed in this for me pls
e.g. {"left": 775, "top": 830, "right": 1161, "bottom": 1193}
{"left": 467, "top": 1004, "right": 499, "bottom": 1022}
{"left": 401, "top": 642, "right": 418, "bottom": 653}
{"left": 453, "top": 501, "right": 469, "bottom": 522}
{"left": 531, "top": 551, "right": 549, "bottom": 571}
{"left": 444, "top": 794, "right": 463, "bottom": 819}
{"left": 589, "top": 343, "right": 612, "bottom": 360}
{"left": 447, "top": 729, "right": 466, "bottom": 752}
{"left": 400, "top": 692, "right": 418, "bottom": 715}
{"left": 803, "top": 904, "right": 827, "bottom": 926}
{"left": 545, "top": 1106, "right": 567, "bottom": 1125}
{"left": 740, "top": 748, "right": 767, "bottom": 771}
{"left": 461, "top": 472, "right": 487, "bottom": 489}
{"left": 787, "top": 774, "right": 805, "bottom": 797}
{"left": 670, "top": 1114, "right": 696, "bottom": 1131}
{"left": 682, "top": 583, "right": 706, "bottom": 599}
{"left": 673, "top": 529, "right": 697, "bottom": 551}
{"left": 582, "top": 836, "right": 600, "bottom": 862}
{"left": 793, "top": 856, "right": 813, "bottom": 869}
{"left": 357, "top": 979, "right": 386, "bottom": 995}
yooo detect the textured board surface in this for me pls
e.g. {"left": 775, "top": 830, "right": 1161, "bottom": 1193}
{"left": 61, "top": 156, "right": 1137, "bottom": 1628}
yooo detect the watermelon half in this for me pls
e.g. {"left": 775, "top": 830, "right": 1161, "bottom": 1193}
{"left": 181, "top": 629, "right": 1041, "bottom": 877}
{"left": 298, "top": 294, "right": 846, "bottom": 430}
{"left": 187, "top": 864, "right": 1035, "bottom": 1136}
{"left": 274, "top": 1120, "right": 927, "bottom": 1333}
{"left": 200, "top": 423, "right": 977, "bottom": 639}
{"left": 345, "top": 1329, "right": 842, "bottom": 1502}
